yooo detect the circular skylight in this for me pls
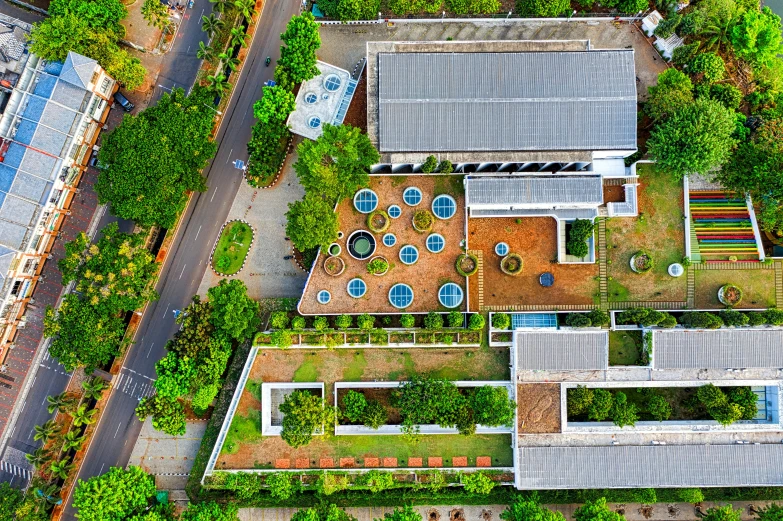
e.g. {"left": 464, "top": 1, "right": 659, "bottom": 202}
{"left": 495, "top": 242, "right": 509, "bottom": 256}
{"left": 304, "top": 92, "right": 318, "bottom": 104}
{"left": 426, "top": 233, "right": 445, "bottom": 253}
{"left": 383, "top": 233, "right": 397, "bottom": 247}
{"left": 399, "top": 245, "right": 419, "bottom": 265}
{"left": 389, "top": 283, "right": 414, "bottom": 309}
{"left": 388, "top": 205, "right": 402, "bottom": 218}
{"left": 403, "top": 187, "right": 422, "bottom": 206}
{"left": 316, "top": 290, "right": 331, "bottom": 304}
{"left": 308, "top": 116, "right": 321, "bottom": 129}
{"left": 432, "top": 194, "right": 457, "bottom": 220}
{"left": 347, "top": 278, "right": 366, "bottom": 298}
{"left": 438, "top": 283, "right": 464, "bottom": 308}
{"left": 347, "top": 230, "right": 376, "bottom": 260}
{"left": 324, "top": 74, "right": 342, "bottom": 92}
{"left": 353, "top": 189, "right": 378, "bottom": 214}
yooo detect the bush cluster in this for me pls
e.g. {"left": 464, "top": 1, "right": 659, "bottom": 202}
{"left": 341, "top": 390, "right": 387, "bottom": 429}
{"left": 616, "top": 308, "right": 677, "bottom": 328}
{"left": 568, "top": 386, "right": 640, "bottom": 427}
{"left": 564, "top": 310, "right": 610, "bottom": 328}
{"left": 566, "top": 219, "right": 595, "bottom": 258}
{"left": 697, "top": 384, "right": 757, "bottom": 426}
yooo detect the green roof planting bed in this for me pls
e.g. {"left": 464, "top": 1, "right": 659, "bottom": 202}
{"left": 211, "top": 220, "right": 254, "bottom": 275}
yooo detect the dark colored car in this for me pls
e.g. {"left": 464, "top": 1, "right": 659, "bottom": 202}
{"left": 113, "top": 91, "right": 134, "bottom": 112}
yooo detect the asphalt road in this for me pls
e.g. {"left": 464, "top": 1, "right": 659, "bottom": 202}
{"left": 61, "top": 0, "right": 301, "bottom": 518}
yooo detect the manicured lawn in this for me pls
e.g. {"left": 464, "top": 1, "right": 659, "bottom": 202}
{"left": 694, "top": 268, "right": 777, "bottom": 309}
{"left": 211, "top": 220, "right": 253, "bottom": 275}
{"left": 223, "top": 410, "right": 262, "bottom": 454}
{"left": 606, "top": 164, "right": 687, "bottom": 302}
{"left": 608, "top": 330, "right": 642, "bottom": 366}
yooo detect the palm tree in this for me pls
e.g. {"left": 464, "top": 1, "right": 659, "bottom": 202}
{"left": 196, "top": 41, "right": 216, "bottom": 62}
{"left": 49, "top": 458, "right": 74, "bottom": 480}
{"left": 206, "top": 74, "right": 231, "bottom": 95}
{"left": 218, "top": 52, "right": 240, "bottom": 71}
{"left": 62, "top": 430, "right": 86, "bottom": 452}
{"left": 33, "top": 420, "right": 57, "bottom": 442}
{"left": 25, "top": 448, "right": 51, "bottom": 469}
{"left": 82, "top": 376, "right": 108, "bottom": 401}
{"left": 701, "top": 15, "right": 736, "bottom": 52}
{"left": 47, "top": 392, "right": 75, "bottom": 414}
{"left": 234, "top": 0, "right": 257, "bottom": 20}
{"left": 34, "top": 483, "right": 62, "bottom": 507}
{"left": 230, "top": 27, "right": 249, "bottom": 48}
{"left": 201, "top": 13, "right": 224, "bottom": 37}
{"left": 209, "top": 0, "right": 226, "bottom": 13}
{"left": 72, "top": 405, "right": 97, "bottom": 427}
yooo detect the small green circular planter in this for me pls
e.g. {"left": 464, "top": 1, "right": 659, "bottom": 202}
{"left": 456, "top": 253, "right": 478, "bottom": 277}
{"left": 367, "top": 210, "right": 390, "bottom": 233}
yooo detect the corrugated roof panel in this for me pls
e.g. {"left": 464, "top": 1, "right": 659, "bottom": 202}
{"left": 654, "top": 329, "right": 783, "bottom": 369}
{"left": 517, "top": 445, "right": 783, "bottom": 489}
{"left": 515, "top": 331, "right": 608, "bottom": 371}
{"left": 377, "top": 51, "right": 637, "bottom": 153}
{"left": 467, "top": 176, "right": 603, "bottom": 206}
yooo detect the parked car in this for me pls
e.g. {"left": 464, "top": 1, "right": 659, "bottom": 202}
{"left": 88, "top": 154, "right": 108, "bottom": 170}
{"left": 113, "top": 91, "right": 134, "bottom": 112}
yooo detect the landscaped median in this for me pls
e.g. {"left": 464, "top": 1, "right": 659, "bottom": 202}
{"left": 210, "top": 220, "right": 255, "bottom": 276}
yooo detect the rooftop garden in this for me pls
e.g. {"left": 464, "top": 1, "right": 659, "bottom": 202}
{"left": 608, "top": 330, "right": 646, "bottom": 366}
{"left": 694, "top": 269, "right": 777, "bottom": 309}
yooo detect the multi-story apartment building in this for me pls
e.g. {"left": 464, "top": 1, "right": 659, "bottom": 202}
{"left": 0, "top": 17, "right": 117, "bottom": 368}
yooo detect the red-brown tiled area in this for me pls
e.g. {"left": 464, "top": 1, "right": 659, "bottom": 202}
{"left": 320, "top": 458, "right": 335, "bottom": 468}
{"left": 275, "top": 459, "right": 290, "bottom": 469}
{"left": 364, "top": 457, "right": 380, "bottom": 467}
{"left": 428, "top": 457, "right": 443, "bottom": 468}
{"left": 340, "top": 457, "right": 355, "bottom": 468}
{"left": 408, "top": 457, "right": 423, "bottom": 467}
{"left": 299, "top": 175, "right": 467, "bottom": 314}
{"left": 452, "top": 456, "right": 468, "bottom": 467}
{"left": 295, "top": 458, "right": 309, "bottom": 469}
{"left": 383, "top": 457, "right": 397, "bottom": 467}
{"left": 467, "top": 217, "right": 598, "bottom": 309}
{"left": 0, "top": 167, "right": 101, "bottom": 434}
{"left": 476, "top": 456, "right": 491, "bottom": 467}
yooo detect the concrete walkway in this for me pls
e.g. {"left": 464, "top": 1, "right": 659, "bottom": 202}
{"left": 239, "top": 501, "right": 776, "bottom": 521}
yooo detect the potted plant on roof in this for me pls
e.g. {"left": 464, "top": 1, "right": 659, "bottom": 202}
{"left": 367, "top": 210, "right": 390, "bottom": 233}
{"left": 323, "top": 255, "right": 345, "bottom": 276}
{"left": 412, "top": 209, "right": 434, "bottom": 233}
{"left": 630, "top": 250, "right": 654, "bottom": 273}
{"left": 456, "top": 253, "right": 478, "bottom": 277}
{"left": 500, "top": 253, "right": 523, "bottom": 276}
{"left": 718, "top": 284, "right": 742, "bottom": 307}
{"left": 367, "top": 256, "right": 389, "bottom": 276}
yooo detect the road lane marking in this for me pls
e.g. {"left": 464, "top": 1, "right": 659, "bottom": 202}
{"left": 114, "top": 422, "right": 121, "bottom": 438}
{"left": 179, "top": 264, "right": 187, "bottom": 279}
{"left": 210, "top": 186, "right": 218, "bottom": 202}
{"left": 146, "top": 343, "right": 155, "bottom": 358}
{"left": 226, "top": 148, "right": 233, "bottom": 163}
{"left": 163, "top": 303, "right": 170, "bottom": 318}
{"left": 195, "top": 225, "right": 202, "bottom": 241}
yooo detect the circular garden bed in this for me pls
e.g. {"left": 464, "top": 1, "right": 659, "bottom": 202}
{"left": 629, "top": 250, "right": 654, "bottom": 273}
{"left": 500, "top": 253, "right": 523, "bottom": 276}
{"left": 455, "top": 253, "right": 478, "bottom": 277}
{"left": 323, "top": 255, "right": 345, "bottom": 276}
{"left": 412, "top": 209, "right": 434, "bottom": 233}
{"left": 718, "top": 284, "right": 743, "bottom": 307}
{"left": 211, "top": 220, "right": 254, "bottom": 276}
{"left": 367, "top": 255, "right": 389, "bottom": 276}
{"left": 367, "top": 210, "right": 390, "bottom": 233}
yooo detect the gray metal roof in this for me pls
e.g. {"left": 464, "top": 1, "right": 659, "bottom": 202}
{"left": 515, "top": 331, "right": 608, "bottom": 371}
{"left": 466, "top": 176, "right": 603, "bottom": 207}
{"left": 377, "top": 51, "right": 637, "bottom": 153}
{"left": 654, "top": 329, "right": 783, "bottom": 369}
{"left": 60, "top": 52, "right": 98, "bottom": 89}
{"left": 517, "top": 444, "right": 783, "bottom": 489}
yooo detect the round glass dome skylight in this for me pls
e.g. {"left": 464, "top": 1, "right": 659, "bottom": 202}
{"left": 353, "top": 189, "right": 378, "bottom": 214}
{"left": 347, "top": 278, "right": 366, "bottom": 298}
{"left": 399, "top": 245, "right": 419, "bottom": 265}
{"left": 495, "top": 242, "right": 509, "bottom": 256}
{"left": 403, "top": 187, "right": 422, "bottom": 206}
{"left": 347, "top": 230, "right": 376, "bottom": 260}
{"left": 316, "top": 290, "right": 331, "bottom": 304}
{"left": 426, "top": 233, "right": 445, "bottom": 253}
{"left": 388, "top": 205, "right": 402, "bottom": 219}
{"left": 432, "top": 194, "right": 457, "bottom": 220}
{"left": 383, "top": 233, "right": 397, "bottom": 247}
{"left": 324, "top": 74, "right": 342, "bottom": 92}
{"left": 308, "top": 116, "right": 321, "bottom": 129}
{"left": 438, "top": 283, "right": 464, "bottom": 308}
{"left": 304, "top": 92, "right": 318, "bottom": 104}
{"left": 389, "top": 283, "right": 414, "bottom": 309}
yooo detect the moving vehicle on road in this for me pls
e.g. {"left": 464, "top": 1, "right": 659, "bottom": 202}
{"left": 265, "top": 56, "right": 271, "bottom": 66}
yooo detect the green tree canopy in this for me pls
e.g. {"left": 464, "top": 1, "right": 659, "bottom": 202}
{"left": 285, "top": 193, "right": 339, "bottom": 251}
{"left": 48, "top": 0, "right": 127, "bottom": 32}
{"left": 294, "top": 123, "right": 380, "bottom": 204}
{"left": 135, "top": 394, "right": 187, "bottom": 436}
{"left": 574, "top": 498, "right": 626, "bottom": 521}
{"left": 702, "top": 506, "right": 742, "bottom": 521}
{"left": 0, "top": 482, "right": 22, "bottom": 521}
{"left": 647, "top": 97, "right": 737, "bottom": 178}
{"left": 470, "top": 385, "right": 515, "bottom": 427}
{"left": 501, "top": 495, "right": 566, "bottom": 521}
{"left": 757, "top": 504, "right": 783, "bottom": 521}
{"left": 315, "top": 0, "right": 380, "bottom": 21}
{"left": 646, "top": 68, "right": 694, "bottom": 121}
{"left": 280, "top": 389, "right": 330, "bottom": 448}
{"left": 73, "top": 466, "right": 156, "bottom": 521}
{"left": 207, "top": 279, "right": 260, "bottom": 342}
{"left": 516, "top": 0, "right": 569, "bottom": 16}
{"left": 45, "top": 293, "right": 126, "bottom": 372}
{"left": 180, "top": 501, "right": 239, "bottom": 521}
{"left": 278, "top": 13, "right": 321, "bottom": 85}
{"left": 96, "top": 87, "right": 217, "bottom": 228}
{"left": 376, "top": 506, "right": 422, "bottom": 521}
{"left": 59, "top": 222, "right": 159, "bottom": 312}
{"left": 731, "top": 7, "right": 783, "bottom": 67}
{"left": 292, "top": 504, "right": 357, "bottom": 521}
{"left": 254, "top": 85, "right": 297, "bottom": 125}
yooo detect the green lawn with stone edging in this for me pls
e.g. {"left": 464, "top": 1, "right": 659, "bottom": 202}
{"left": 211, "top": 221, "right": 253, "bottom": 275}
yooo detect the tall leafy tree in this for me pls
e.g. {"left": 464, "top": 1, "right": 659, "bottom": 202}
{"left": 207, "top": 279, "right": 260, "bottom": 342}
{"left": 45, "top": 293, "right": 127, "bottom": 372}
{"left": 136, "top": 394, "right": 187, "bottom": 436}
{"left": 645, "top": 69, "right": 694, "bottom": 121}
{"left": 181, "top": 501, "right": 239, "bottom": 521}
{"left": 292, "top": 504, "right": 356, "bottom": 521}
{"left": 246, "top": 86, "right": 296, "bottom": 185}
{"left": 278, "top": 13, "right": 321, "bottom": 85}
{"left": 73, "top": 466, "right": 156, "bottom": 521}
{"left": 0, "top": 482, "right": 23, "bottom": 521}
{"left": 285, "top": 193, "right": 339, "bottom": 251}
{"left": 294, "top": 123, "right": 380, "bottom": 203}
{"left": 574, "top": 498, "right": 626, "bottom": 521}
{"left": 647, "top": 98, "right": 737, "bottom": 178}
{"left": 280, "top": 390, "right": 330, "bottom": 448}
{"left": 730, "top": 7, "right": 783, "bottom": 67}
{"left": 59, "top": 223, "right": 159, "bottom": 312}
{"left": 96, "top": 87, "right": 217, "bottom": 228}
{"left": 318, "top": 0, "right": 380, "bottom": 20}
{"left": 201, "top": 13, "right": 224, "bottom": 37}
{"left": 142, "top": 0, "right": 170, "bottom": 29}
{"left": 48, "top": 0, "right": 127, "bottom": 32}
{"left": 501, "top": 495, "right": 566, "bottom": 521}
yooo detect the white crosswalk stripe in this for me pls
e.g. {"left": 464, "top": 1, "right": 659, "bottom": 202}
{"left": 114, "top": 369, "right": 156, "bottom": 400}
{"left": 0, "top": 460, "right": 32, "bottom": 479}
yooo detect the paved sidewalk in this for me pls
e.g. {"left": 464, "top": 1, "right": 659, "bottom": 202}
{"left": 239, "top": 501, "right": 776, "bottom": 521}
{"left": 128, "top": 419, "right": 207, "bottom": 476}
